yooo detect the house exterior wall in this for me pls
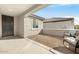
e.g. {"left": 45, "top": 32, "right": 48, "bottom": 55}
{"left": 24, "top": 17, "right": 43, "bottom": 37}
{"left": 0, "top": 5, "right": 48, "bottom": 38}
{"left": 43, "top": 30, "right": 68, "bottom": 37}
{"left": 43, "top": 20, "right": 74, "bottom": 30}
{"left": 14, "top": 16, "right": 19, "bottom": 36}
{"left": 17, "top": 16, "right": 24, "bottom": 37}
{"left": 0, "top": 14, "right": 2, "bottom": 37}
{"left": 0, "top": 14, "right": 23, "bottom": 38}
{"left": 43, "top": 20, "right": 74, "bottom": 37}
{"left": 0, "top": 14, "right": 43, "bottom": 38}
{"left": 43, "top": 30, "right": 79, "bottom": 37}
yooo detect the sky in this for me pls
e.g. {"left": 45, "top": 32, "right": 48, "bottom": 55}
{"left": 34, "top": 4, "right": 79, "bottom": 25}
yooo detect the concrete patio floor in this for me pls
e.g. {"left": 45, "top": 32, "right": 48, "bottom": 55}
{"left": 0, "top": 37, "right": 52, "bottom": 54}
{"left": 28, "top": 34, "right": 75, "bottom": 54}
{"left": 0, "top": 35, "right": 75, "bottom": 54}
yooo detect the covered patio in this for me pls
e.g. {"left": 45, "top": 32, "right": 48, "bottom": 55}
{"left": 0, "top": 4, "right": 78, "bottom": 54}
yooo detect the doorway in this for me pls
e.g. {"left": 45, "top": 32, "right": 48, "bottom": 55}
{"left": 2, "top": 15, "right": 14, "bottom": 37}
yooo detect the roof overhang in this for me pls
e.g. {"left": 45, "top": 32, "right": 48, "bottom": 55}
{"left": 0, "top": 4, "right": 48, "bottom": 17}
{"left": 23, "top": 4, "right": 49, "bottom": 17}
{"left": 44, "top": 18, "right": 74, "bottom": 23}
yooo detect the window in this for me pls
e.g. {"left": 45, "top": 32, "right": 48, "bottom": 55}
{"left": 33, "top": 19, "right": 38, "bottom": 28}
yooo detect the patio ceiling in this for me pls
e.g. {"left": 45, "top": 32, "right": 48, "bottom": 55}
{"left": 0, "top": 4, "right": 35, "bottom": 16}
{"left": 0, "top": 4, "right": 48, "bottom": 17}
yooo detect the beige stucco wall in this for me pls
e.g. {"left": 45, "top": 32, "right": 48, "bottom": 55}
{"left": 0, "top": 14, "right": 23, "bottom": 38}
{"left": 43, "top": 30, "right": 79, "bottom": 37}
{"left": 0, "top": 15, "right": 19, "bottom": 38}
{"left": 24, "top": 17, "right": 43, "bottom": 37}
{"left": 43, "top": 20, "right": 74, "bottom": 37}
{"left": 14, "top": 16, "right": 19, "bottom": 36}
{"left": 43, "top": 30, "right": 68, "bottom": 37}
{"left": 0, "top": 14, "right": 43, "bottom": 38}
{"left": 44, "top": 20, "right": 74, "bottom": 30}
{"left": 17, "top": 16, "right": 24, "bottom": 37}
{"left": 0, "top": 14, "right": 2, "bottom": 37}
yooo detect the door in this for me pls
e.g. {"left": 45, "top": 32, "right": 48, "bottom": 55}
{"left": 2, "top": 15, "right": 14, "bottom": 37}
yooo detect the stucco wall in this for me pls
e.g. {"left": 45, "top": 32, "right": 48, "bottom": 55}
{"left": 43, "top": 30, "right": 79, "bottom": 37}
{"left": 17, "top": 16, "right": 24, "bottom": 37}
{"left": 0, "top": 14, "right": 18, "bottom": 37}
{"left": 43, "top": 20, "right": 74, "bottom": 37}
{"left": 44, "top": 20, "right": 74, "bottom": 30}
{"left": 42, "top": 30, "right": 68, "bottom": 37}
{"left": 14, "top": 16, "right": 25, "bottom": 37}
{"left": 0, "top": 14, "right": 2, "bottom": 37}
{"left": 24, "top": 17, "right": 43, "bottom": 37}
{"left": 14, "top": 16, "right": 19, "bottom": 36}
{"left": 0, "top": 14, "right": 23, "bottom": 38}
{"left": 0, "top": 14, "right": 42, "bottom": 38}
